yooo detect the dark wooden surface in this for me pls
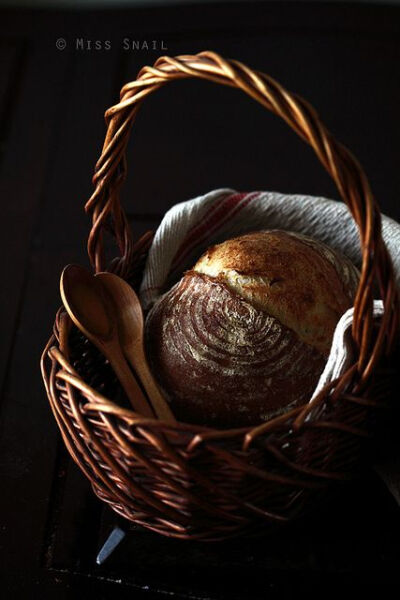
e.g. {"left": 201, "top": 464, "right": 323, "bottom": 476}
{"left": 1, "top": 2, "right": 400, "bottom": 597}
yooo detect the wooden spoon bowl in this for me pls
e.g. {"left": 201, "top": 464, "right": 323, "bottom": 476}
{"left": 60, "top": 264, "right": 154, "bottom": 418}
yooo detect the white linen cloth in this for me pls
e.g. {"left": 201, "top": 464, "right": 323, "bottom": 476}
{"left": 140, "top": 189, "right": 400, "bottom": 499}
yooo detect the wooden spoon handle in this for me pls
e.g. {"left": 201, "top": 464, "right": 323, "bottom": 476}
{"left": 132, "top": 351, "right": 177, "bottom": 424}
{"left": 106, "top": 341, "right": 155, "bottom": 418}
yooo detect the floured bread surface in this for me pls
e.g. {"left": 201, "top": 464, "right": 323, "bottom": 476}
{"left": 195, "top": 230, "right": 360, "bottom": 356}
{"left": 145, "top": 272, "right": 326, "bottom": 427}
{"left": 145, "top": 229, "right": 359, "bottom": 428}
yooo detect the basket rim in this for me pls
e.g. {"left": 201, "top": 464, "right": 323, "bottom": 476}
{"left": 41, "top": 302, "right": 382, "bottom": 449}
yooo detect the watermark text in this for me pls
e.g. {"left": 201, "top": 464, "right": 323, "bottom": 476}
{"left": 56, "top": 38, "right": 168, "bottom": 51}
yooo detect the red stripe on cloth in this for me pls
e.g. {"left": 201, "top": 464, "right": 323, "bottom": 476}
{"left": 140, "top": 194, "right": 244, "bottom": 295}
{"left": 170, "top": 192, "right": 248, "bottom": 271}
{"left": 170, "top": 193, "right": 246, "bottom": 270}
{"left": 170, "top": 191, "right": 260, "bottom": 273}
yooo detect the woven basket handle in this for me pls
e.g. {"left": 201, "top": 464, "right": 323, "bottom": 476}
{"left": 85, "top": 50, "right": 399, "bottom": 380}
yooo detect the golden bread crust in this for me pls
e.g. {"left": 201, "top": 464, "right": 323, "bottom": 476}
{"left": 194, "top": 230, "right": 359, "bottom": 356}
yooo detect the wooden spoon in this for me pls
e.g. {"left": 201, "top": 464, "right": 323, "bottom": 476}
{"left": 96, "top": 272, "right": 177, "bottom": 425}
{"left": 60, "top": 264, "right": 154, "bottom": 418}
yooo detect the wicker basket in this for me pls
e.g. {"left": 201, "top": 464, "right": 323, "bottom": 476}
{"left": 41, "top": 51, "right": 399, "bottom": 541}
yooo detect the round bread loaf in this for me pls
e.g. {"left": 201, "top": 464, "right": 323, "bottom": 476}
{"left": 145, "top": 230, "right": 360, "bottom": 428}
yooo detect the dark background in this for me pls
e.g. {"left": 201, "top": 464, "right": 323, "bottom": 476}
{"left": 0, "top": 1, "right": 400, "bottom": 598}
